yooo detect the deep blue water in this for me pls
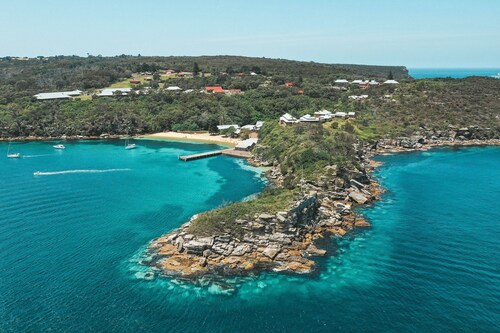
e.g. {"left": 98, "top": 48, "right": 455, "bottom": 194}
{"left": 1, "top": 142, "right": 499, "bottom": 332}
{"left": 409, "top": 68, "right": 500, "bottom": 79}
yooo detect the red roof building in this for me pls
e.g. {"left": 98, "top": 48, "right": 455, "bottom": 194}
{"left": 205, "top": 86, "right": 225, "bottom": 93}
{"left": 297, "top": 90, "right": 304, "bottom": 94}
{"left": 285, "top": 82, "right": 295, "bottom": 87}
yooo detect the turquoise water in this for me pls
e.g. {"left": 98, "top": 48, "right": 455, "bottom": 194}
{"left": 409, "top": 68, "right": 500, "bottom": 79}
{"left": 1, "top": 142, "right": 499, "bottom": 332}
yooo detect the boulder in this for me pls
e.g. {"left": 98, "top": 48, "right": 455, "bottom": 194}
{"left": 349, "top": 191, "right": 369, "bottom": 204}
{"left": 262, "top": 245, "right": 281, "bottom": 259}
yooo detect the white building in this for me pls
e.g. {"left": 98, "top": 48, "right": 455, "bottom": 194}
{"left": 235, "top": 138, "right": 258, "bottom": 151}
{"left": 217, "top": 124, "right": 240, "bottom": 131}
{"left": 166, "top": 86, "right": 182, "bottom": 91}
{"left": 369, "top": 80, "right": 379, "bottom": 86}
{"left": 314, "top": 109, "right": 333, "bottom": 121}
{"left": 33, "top": 90, "right": 82, "bottom": 100}
{"left": 98, "top": 88, "right": 132, "bottom": 97}
{"left": 348, "top": 95, "right": 369, "bottom": 101}
{"left": 335, "top": 79, "right": 349, "bottom": 84}
{"left": 384, "top": 80, "right": 399, "bottom": 84}
{"left": 334, "top": 112, "right": 347, "bottom": 117}
{"left": 299, "top": 114, "right": 320, "bottom": 122}
{"left": 279, "top": 113, "right": 299, "bottom": 125}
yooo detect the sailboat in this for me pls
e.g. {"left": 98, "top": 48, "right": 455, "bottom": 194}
{"left": 7, "top": 142, "right": 21, "bottom": 158}
{"left": 125, "top": 139, "right": 136, "bottom": 150}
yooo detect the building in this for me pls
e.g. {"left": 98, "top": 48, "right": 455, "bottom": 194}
{"left": 279, "top": 113, "right": 299, "bottom": 125}
{"left": 205, "top": 86, "right": 225, "bottom": 93}
{"left": 33, "top": 90, "right": 82, "bottom": 100}
{"left": 351, "top": 79, "right": 364, "bottom": 85}
{"left": 178, "top": 72, "right": 193, "bottom": 77}
{"left": 299, "top": 114, "right": 320, "bottom": 123}
{"left": 235, "top": 138, "right": 258, "bottom": 151}
{"left": 255, "top": 121, "right": 264, "bottom": 130}
{"left": 334, "top": 112, "right": 347, "bottom": 117}
{"left": 285, "top": 82, "right": 294, "bottom": 87}
{"left": 166, "top": 86, "right": 182, "bottom": 91}
{"left": 384, "top": 80, "right": 399, "bottom": 84}
{"left": 335, "top": 79, "right": 349, "bottom": 85}
{"left": 369, "top": 80, "right": 379, "bottom": 86}
{"left": 217, "top": 125, "right": 240, "bottom": 131}
{"left": 313, "top": 109, "right": 333, "bottom": 121}
{"left": 165, "top": 69, "right": 176, "bottom": 74}
{"left": 97, "top": 88, "right": 132, "bottom": 97}
{"left": 348, "top": 112, "right": 356, "bottom": 118}
{"left": 227, "top": 89, "right": 242, "bottom": 94}
{"left": 348, "top": 95, "right": 369, "bottom": 101}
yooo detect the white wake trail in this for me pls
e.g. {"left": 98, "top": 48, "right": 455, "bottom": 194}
{"left": 33, "top": 169, "right": 131, "bottom": 176}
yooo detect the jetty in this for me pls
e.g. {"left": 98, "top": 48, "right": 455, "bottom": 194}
{"left": 179, "top": 149, "right": 252, "bottom": 161}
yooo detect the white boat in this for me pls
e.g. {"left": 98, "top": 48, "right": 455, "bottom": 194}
{"left": 6, "top": 142, "right": 21, "bottom": 158}
{"left": 33, "top": 171, "right": 41, "bottom": 176}
{"left": 53, "top": 144, "right": 65, "bottom": 149}
{"left": 125, "top": 140, "right": 136, "bottom": 150}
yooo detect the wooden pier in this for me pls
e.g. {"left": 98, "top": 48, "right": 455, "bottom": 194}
{"left": 179, "top": 149, "right": 252, "bottom": 161}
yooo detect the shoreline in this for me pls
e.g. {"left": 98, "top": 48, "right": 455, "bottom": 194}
{"left": 140, "top": 132, "right": 240, "bottom": 147}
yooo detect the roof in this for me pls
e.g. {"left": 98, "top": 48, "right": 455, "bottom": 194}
{"left": 335, "top": 79, "right": 349, "bottom": 84}
{"left": 98, "top": 88, "right": 132, "bottom": 97}
{"left": 205, "top": 86, "right": 225, "bottom": 93}
{"left": 279, "top": 113, "right": 298, "bottom": 123}
{"left": 351, "top": 79, "right": 364, "bottom": 84}
{"left": 334, "top": 112, "right": 347, "bottom": 117}
{"left": 369, "top": 80, "right": 379, "bottom": 85}
{"left": 241, "top": 125, "right": 256, "bottom": 130}
{"left": 217, "top": 124, "right": 240, "bottom": 131}
{"left": 255, "top": 121, "right": 264, "bottom": 128}
{"left": 299, "top": 114, "right": 320, "bottom": 122}
{"left": 34, "top": 90, "right": 82, "bottom": 100}
{"left": 384, "top": 80, "right": 399, "bottom": 84}
{"left": 314, "top": 109, "right": 332, "bottom": 116}
{"left": 166, "top": 86, "right": 182, "bottom": 91}
{"left": 236, "top": 138, "right": 258, "bottom": 150}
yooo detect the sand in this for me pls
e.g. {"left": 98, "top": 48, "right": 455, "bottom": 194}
{"left": 141, "top": 132, "right": 240, "bottom": 146}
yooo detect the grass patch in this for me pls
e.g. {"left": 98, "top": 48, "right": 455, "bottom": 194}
{"left": 188, "top": 188, "right": 299, "bottom": 237}
{"left": 110, "top": 79, "right": 132, "bottom": 88}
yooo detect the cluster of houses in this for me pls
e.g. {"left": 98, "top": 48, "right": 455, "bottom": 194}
{"left": 279, "top": 109, "right": 355, "bottom": 125}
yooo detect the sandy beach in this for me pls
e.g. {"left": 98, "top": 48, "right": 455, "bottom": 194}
{"left": 141, "top": 132, "right": 241, "bottom": 146}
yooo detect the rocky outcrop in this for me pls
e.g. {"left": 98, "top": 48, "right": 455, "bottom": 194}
{"left": 145, "top": 163, "right": 378, "bottom": 280}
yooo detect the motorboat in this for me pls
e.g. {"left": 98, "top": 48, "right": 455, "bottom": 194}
{"left": 53, "top": 144, "right": 65, "bottom": 149}
{"left": 33, "top": 171, "right": 41, "bottom": 176}
{"left": 125, "top": 143, "right": 136, "bottom": 150}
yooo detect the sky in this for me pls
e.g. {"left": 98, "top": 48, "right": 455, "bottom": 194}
{"left": 1, "top": 0, "right": 499, "bottom": 68}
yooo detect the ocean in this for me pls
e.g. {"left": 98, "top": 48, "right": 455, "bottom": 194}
{"left": 1, "top": 141, "right": 499, "bottom": 332}
{"left": 409, "top": 68, "right": 500, "bottom": 79}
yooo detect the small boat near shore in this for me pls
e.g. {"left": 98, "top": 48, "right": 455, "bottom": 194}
{"left": 6, "top": 142, "right": 21, "bottom": 158}
{"left": 125, "top": 143, "right": 136, "bottom": 150}
{"left": 53, "top": 144, "right": 65, "bottom": 149}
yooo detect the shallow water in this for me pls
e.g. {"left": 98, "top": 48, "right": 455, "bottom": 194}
{"left": 1, "top": 142, "right": 499, "bottom": 332}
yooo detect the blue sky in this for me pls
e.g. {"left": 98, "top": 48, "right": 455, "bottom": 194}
{"left": 1, "top": 0, "right": 499, "bottom": 67}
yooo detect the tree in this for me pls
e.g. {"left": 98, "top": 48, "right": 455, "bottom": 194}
{"left": 193, "top": 62, "right": 200, "bottom": 76}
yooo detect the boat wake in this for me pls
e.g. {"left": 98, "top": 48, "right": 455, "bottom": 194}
{"left": 23, "top": 154, "right": 55, "bottom": 158}
{"left": 33, "top": 168, "right": 131, "bottom": 176}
